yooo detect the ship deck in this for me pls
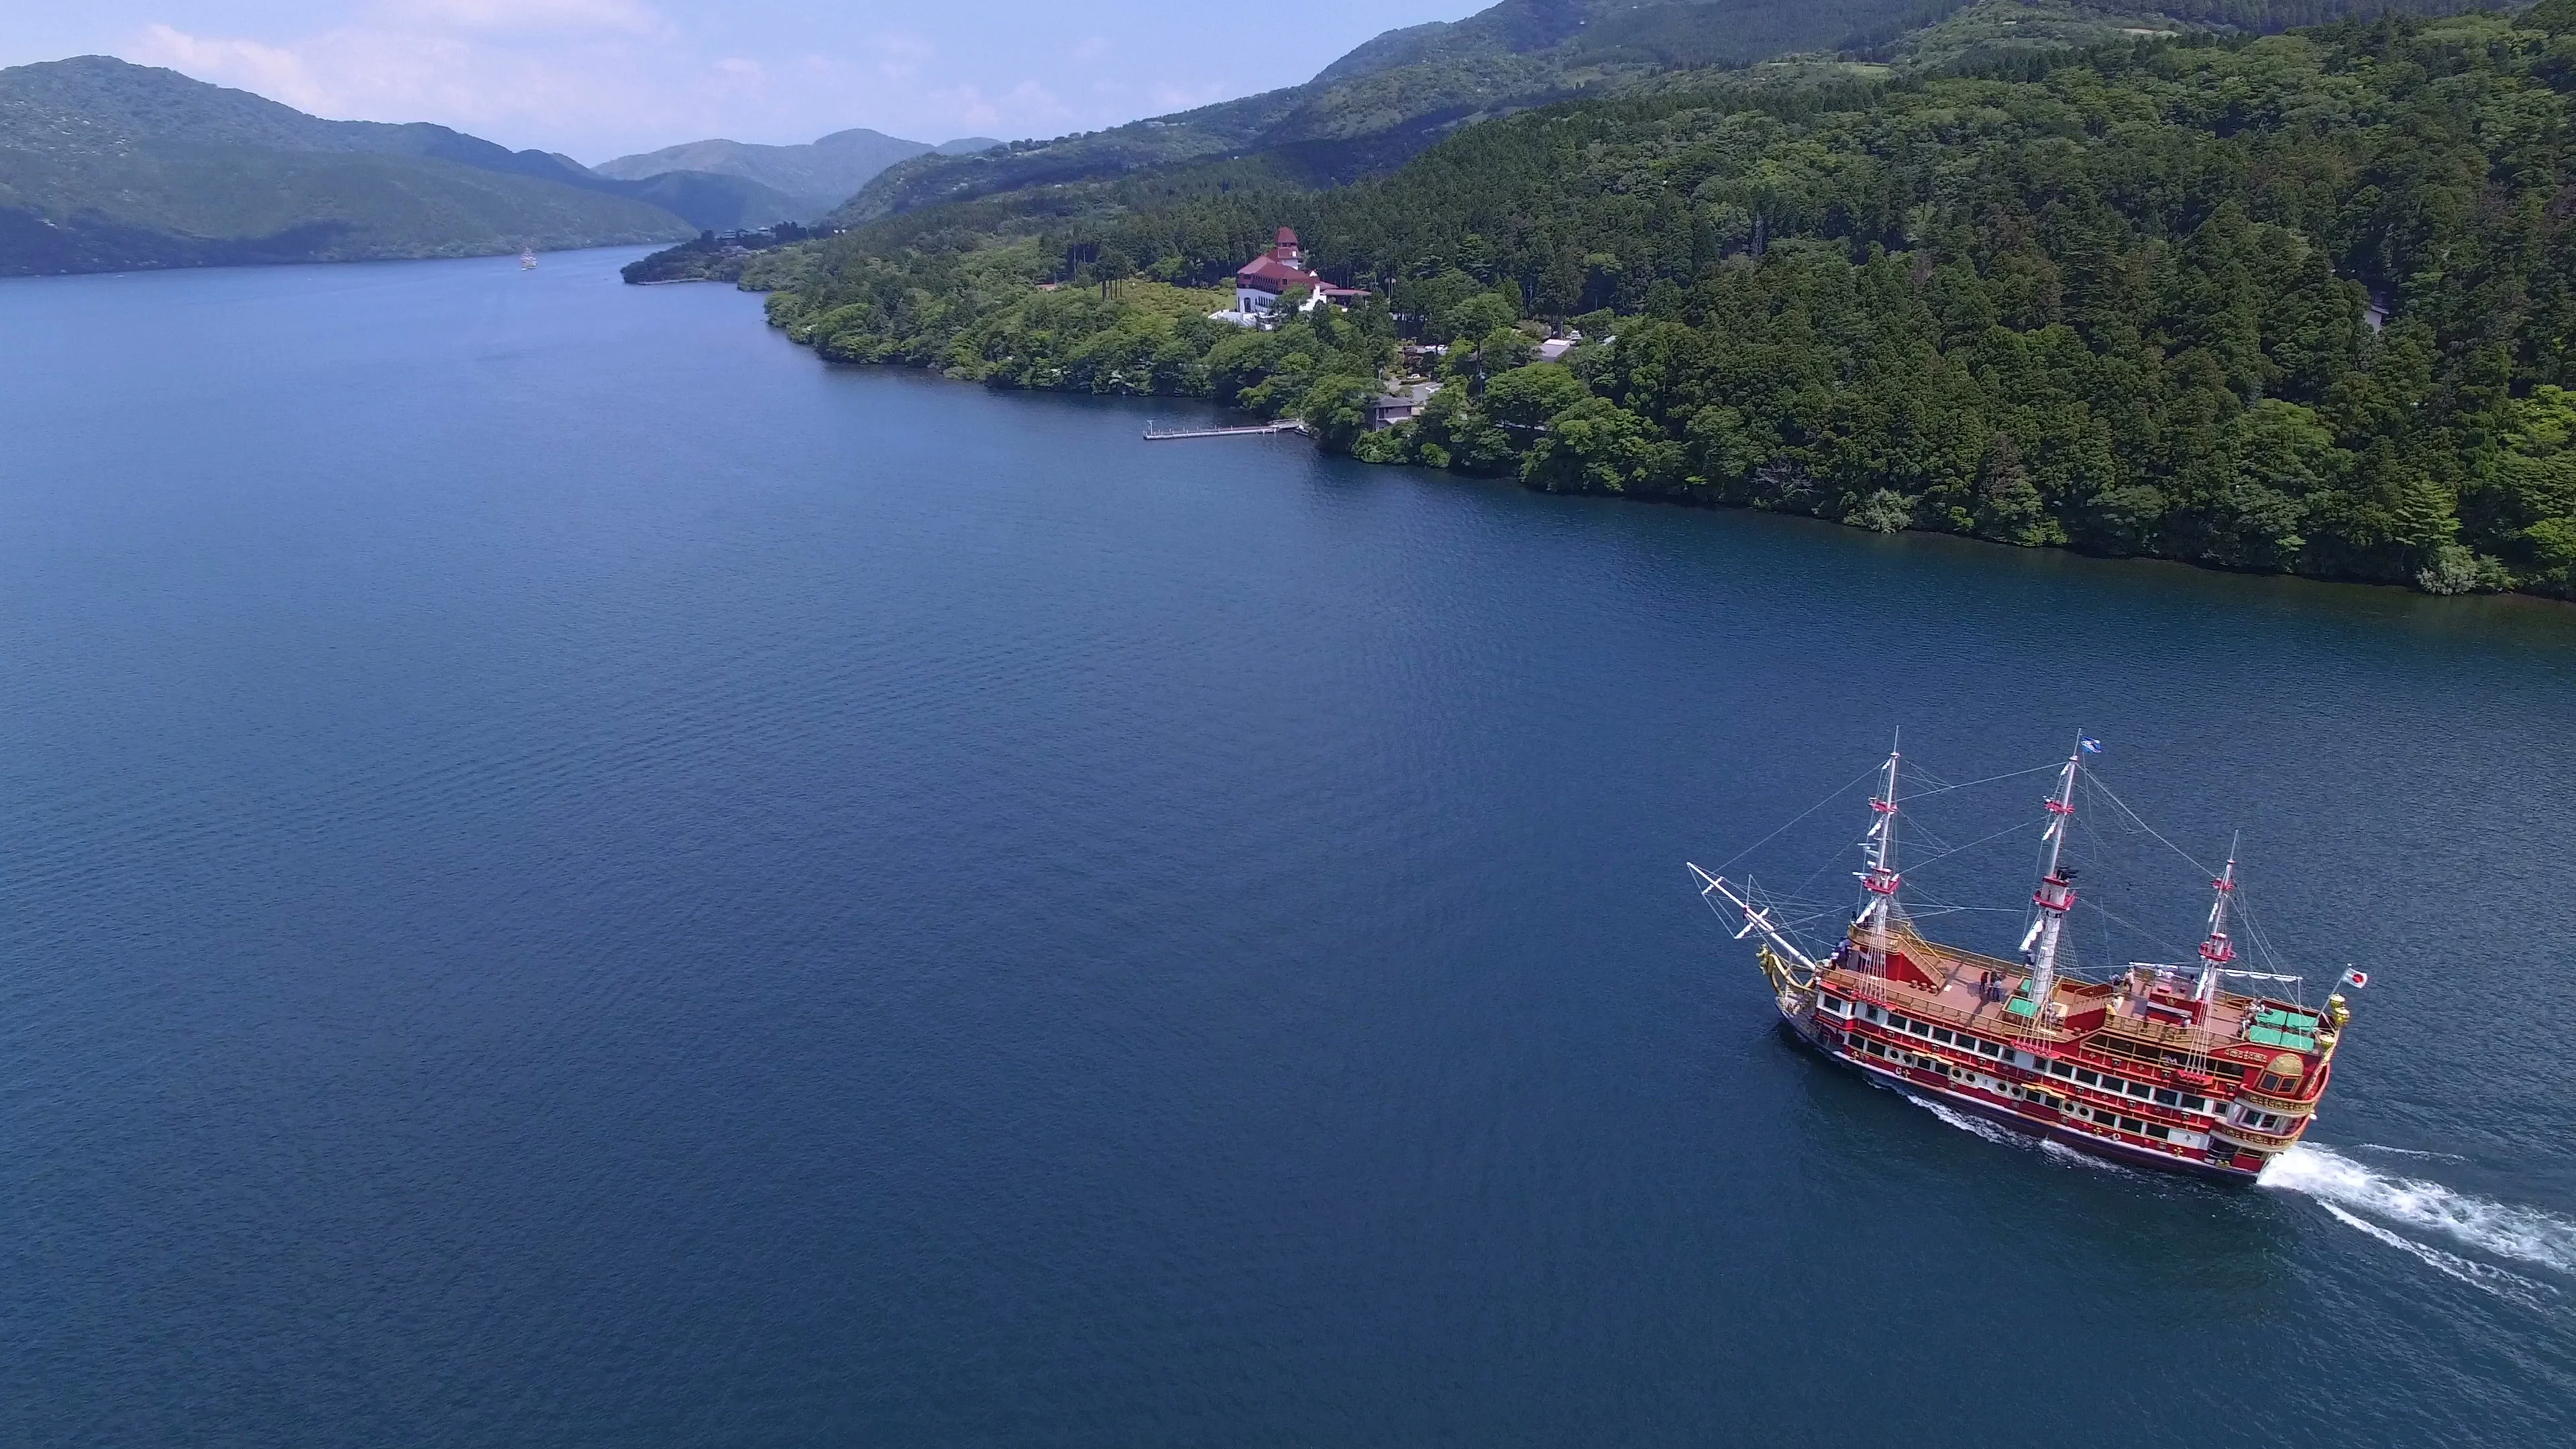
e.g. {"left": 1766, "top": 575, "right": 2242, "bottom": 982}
{"left": 1846, "top": 929, "right": 2294, "bottom": 1055}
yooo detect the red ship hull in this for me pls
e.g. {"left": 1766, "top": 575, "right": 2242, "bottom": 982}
{"left": 1783, "top": 1014, "right": 2266, "bottom": 1183}
{"left": 1768, "top": 937, "right": 2336, "bottom": 1182}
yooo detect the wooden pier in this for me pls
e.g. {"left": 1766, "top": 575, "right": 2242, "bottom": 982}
{"left": 1142, "top": 419, "right": 1306, "bottom": 440}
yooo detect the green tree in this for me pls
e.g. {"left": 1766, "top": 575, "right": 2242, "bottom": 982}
{"left": 1972, "top": 433, "right": 2057, "bottom": 547}
{"left": 1436, "top": 290, "right": 1519, "bottom": 345}
{"left": 1300, "top": 374, "right": 1380, "bottom": 454}
{"left": 1483, "top": 364, "right": 1589, "bottom": 432}
{"left": 1523, "top": 398, "right": 1671, "bottom": 494}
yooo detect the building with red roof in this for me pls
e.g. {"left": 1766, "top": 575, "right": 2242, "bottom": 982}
{"left": 1225, "top": 229, "right": 1367, "bottom": 321}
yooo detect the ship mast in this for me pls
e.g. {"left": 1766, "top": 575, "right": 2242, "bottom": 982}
{"left": 2016, "top": 739, "right": 2085, "bottom": 1024}
{"left": 2192, "top": 843, "right": 2239, "bottom": 1022}
{"left": 1854, "top": 738, "right": 1902, "bottom": 975}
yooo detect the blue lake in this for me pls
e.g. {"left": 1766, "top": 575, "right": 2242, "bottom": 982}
{"left": 3, "top": 247, "right": 2572, "bottom": 1446}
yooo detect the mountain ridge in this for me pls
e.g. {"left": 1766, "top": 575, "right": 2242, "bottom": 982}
{"left": 828, "top": 0, "right": 1966, "bottom": 225}
{"left": 0, "top": 56, "right": 710, "bottom": 274}
{"left": 594, "top": 129, "right": 1002, "bottom": 216}
{"left": 830, "top": 0, "right": 2502, "bottom": 227}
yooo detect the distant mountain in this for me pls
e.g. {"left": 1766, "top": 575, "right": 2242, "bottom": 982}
{"left": 0, "top": 56, "right": 752, "bottom": 275}
{"left": 832, "top": 0, "right": 2498, "bottom": 225}
{"left": 0, "top": 145, "right": 681, "bottom": 275}
{"left": 599, "top": 170, "right": 808, "bottom": 231}
{"left": 594, "top": 129, "right": 1002, "bottom": 216}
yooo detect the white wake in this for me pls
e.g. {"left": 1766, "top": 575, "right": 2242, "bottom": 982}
{"left": 2351, "top": 1142, "right": 2468, "bottom": 1163}
{"left": 1909, "top": 1094, "right": 2133, "bottom": 1174}
{"left": 1899, "top": 1110, "right": 2576, "bottom": 1301}
{"left": 2312, "top": 1203, "right": 2563, "bottom": 1312}
{"left": 2261, "top": 1144, "right": 2576, "bottom": 1279}
{"left": 1911, "top": 1095, "right": 2020, "bottom": 1148}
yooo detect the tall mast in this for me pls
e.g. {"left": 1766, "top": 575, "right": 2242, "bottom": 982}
{"left": 1854, "top": 737, "right": 1902, "bottom": 975}
{"left": 2192, "top": 843, "right": 2239, "bottom": 1020}
{"left": 2017, "top": 739, "right": 2084, "bottom": 1023}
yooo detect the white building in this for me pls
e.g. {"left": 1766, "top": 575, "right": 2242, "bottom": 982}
{"left": 1208, "top": 227, "right": 1368, "bottom": 326}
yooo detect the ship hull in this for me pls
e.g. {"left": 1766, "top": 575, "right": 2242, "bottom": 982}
{"left": 1780, "top": 1012, "right": 2265, "bottom": 1184}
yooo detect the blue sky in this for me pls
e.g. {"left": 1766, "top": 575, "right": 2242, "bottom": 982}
{"left": 2, "top": 1, "right": 1478, "bottom": 162}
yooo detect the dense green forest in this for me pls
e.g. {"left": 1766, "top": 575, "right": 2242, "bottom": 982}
{"left": 839, "top": 0, "right": 2490, "bottom": 223}
{"left": 757, "top": 8, "right": 2576, "bottom": 599}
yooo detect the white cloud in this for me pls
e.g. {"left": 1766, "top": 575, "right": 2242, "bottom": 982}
{"left": 928, "top": 79, "right": 1069, "bottom": 136}
{"left": 1148, "top": 83, "right": 1228, "bottom": 113}
{"left": 112, "top": 1, "right": 1369, "bottom": 158}
{"left": 131, "top": 19, "right": 727, "bottom": 154}
{"left": 373, "top": 0, "right": 670, "bottom": 39}
{"left": 871, "top": 31, "right": 932, "bottom": 83}
{"left": 134, "top": 25, "right": 332, "bottom": 112}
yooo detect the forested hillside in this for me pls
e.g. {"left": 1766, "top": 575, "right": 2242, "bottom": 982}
{"left": 835, "top": 0, "right": 2493, "bottom": 225}
{"left": 755, "top": 9, "right": 2576, "bottom": 599}
{"left": 0, "top": 57, "right": 710, "bottom": 273}
{"left": 832, "top": 0, "right": 1939, "bottom": 223}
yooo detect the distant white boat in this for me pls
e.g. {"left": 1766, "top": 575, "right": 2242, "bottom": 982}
{"left": 519, "top": 248, "right": 538, "bottom": 270}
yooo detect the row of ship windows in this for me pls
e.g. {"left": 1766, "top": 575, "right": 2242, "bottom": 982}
{"left": 2063, "top": 1102, "right": 2182, "bottom": 1141}
{"left": 1823, "top": 994, "right": 2214, "bottom": 1114}
{"left": 2039, "top": 1059, "right": 2212, "bottom": 1115}
{"left": 1856, "top": 1037, "right": 1988, "bottom": 1085}
{"left": 1850, "top": 1038, "right": 2203, "bottom": 1146}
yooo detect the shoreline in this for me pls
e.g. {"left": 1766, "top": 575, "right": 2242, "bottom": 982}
{"left": 786, "top": 345, "right": 2576, "bottom": 618}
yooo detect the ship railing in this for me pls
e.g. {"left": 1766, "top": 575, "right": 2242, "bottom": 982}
{"left": 1978, "top": 1048, "right": 2223, "bottom": 1129}
{"left": 1837, "top": 996, "right": 2275, "bottom": 1135}
{"left": 2095, "top": 1012, "right": 2224, "bottom": 1057}
{"left": 1822, "top": 971, "right": 2059, "bottom": 1042}
{"left": 1879, "top": 928, "right": 2150, "bottom": 1034}
{"left": 2056, "top": 1034, "right": 2280, "bottom": 1097}
{"left": 1887, "top": 926, "right": 2023, "bottom": 980}
{"left": 1823, "top": 974, "right": 2123, "bottom": 1057}
{"left": 1834, "top": 972, "right": 2251, "bottom": 1100}
{"left": 2212, "top": 1120, "right": 2308, "bottom": 1152}
{"left": 2230, "top": 1083, "right": 2323, "bottom": 1116}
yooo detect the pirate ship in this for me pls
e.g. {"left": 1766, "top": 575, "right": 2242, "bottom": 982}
{"left": 1690, "top": 740, "right": 2359, "bottom": 1181}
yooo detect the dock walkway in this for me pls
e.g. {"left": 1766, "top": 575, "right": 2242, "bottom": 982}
{"left": 1142, "top": 419, "right": 1306, "bottom": 441}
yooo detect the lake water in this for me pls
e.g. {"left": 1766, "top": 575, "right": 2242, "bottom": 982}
{"left": 3, "top": 247, "right": 2573, "bottom": 1446}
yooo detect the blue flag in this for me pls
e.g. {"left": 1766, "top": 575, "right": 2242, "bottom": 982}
{"left": 2079, "top": 737, "right": 2102, "bottom": 753}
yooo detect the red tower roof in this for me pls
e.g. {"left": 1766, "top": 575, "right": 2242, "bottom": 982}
{"left": 1236, "top": 254, "right": 1316, "bottom": 288}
